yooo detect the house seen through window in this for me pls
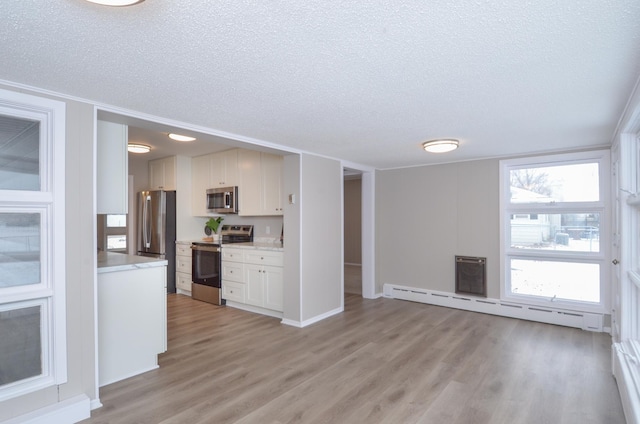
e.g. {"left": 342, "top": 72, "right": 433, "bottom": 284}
{"left": 500, "top": 151, "right": 609, "bottom": 312}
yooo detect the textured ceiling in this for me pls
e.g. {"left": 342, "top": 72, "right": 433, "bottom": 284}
{"left": 2, "top": 0, "right": 640, "bottom": 169}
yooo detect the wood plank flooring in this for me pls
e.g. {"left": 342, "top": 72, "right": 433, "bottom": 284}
{"left": 82, "top": 294, "right": 626, "bottom": 424}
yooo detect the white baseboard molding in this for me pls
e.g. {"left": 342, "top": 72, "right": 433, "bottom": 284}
{"left": 225, "top": 301, "right": 283, "bottom": 319}
{"left": 282, "top": 305, "right": 344, "bottom": 328}
{"left": 281, "top": 318, "right": 303, "bottom": 327}
{"left": 90, "top": 398, "right": 103, "bottom": 410}
{"left": 613, "top": 340, "right": 640, "bottom": 424}
{"left": 383, "top": 283, "right": 604, "bottom": 331}
{"left": 99, "top": 364, "right": 159, "bottom": 388}
{"left": 4, "top": 394, "right": 90, "bottom": 424}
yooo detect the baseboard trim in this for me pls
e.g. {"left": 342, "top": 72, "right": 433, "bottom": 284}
{"left": 281, "top": 306, "right": 344, "bottom": 328}
{"left": 613, "top": 340, "right": 640, "bottom": 424}
{"left": 90, "top": 398, "right": 103, "bottom": 410}
{"left": 3, "top": 394, "right": 90, "bottom": 424}
{"left": 281, "top": 318, "right": 302, "bottom": 327}
{"left": 225, "top": 301, "right": 283, "bottom": 319}
{"left": 300, "top": 306, "right": 343, "bottom": 327}
{"left": 383, "top": 283, "right": 604, "bottom": 331}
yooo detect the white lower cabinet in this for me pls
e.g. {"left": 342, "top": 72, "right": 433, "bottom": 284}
{"left": 98, "top": 263, "right": 166, "bottom": 387}
{"left": 222, "top": 280, "right": 245, "bottom": 303}
{"left": 222, "top": 247, "right": 283, "bottom": 314}
{"left": 245, "top": 263, "right": 283, "bottom": 311}
{"left": 175, "top": 242, "right": 192, "bottom": 294}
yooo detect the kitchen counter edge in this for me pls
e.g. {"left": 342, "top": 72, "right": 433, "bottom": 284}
{"left": 98, "top": 251, "right": 168, "bottom": 274}
{"left": 176, "top": 239, "right": 283, "bottom": 251}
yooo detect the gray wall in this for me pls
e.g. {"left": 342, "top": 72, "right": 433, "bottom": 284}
{"left": 376, "top": 159, "right": 500, "bottom": 297}
{"left": 0, "top": 85, "right": 96, "bottom": 420}
{"left": 300, "top": 154, "right": 343, "bottom": 322}
{"left": 282, "top": 154, "right": 301, "bottom": 322}
{"left": 344, "top": 178, "right": 362, "bottom": 265}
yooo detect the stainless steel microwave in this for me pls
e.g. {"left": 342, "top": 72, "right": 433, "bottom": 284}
{"left": 206, "top": 186, "right": 238, "bottom": 214}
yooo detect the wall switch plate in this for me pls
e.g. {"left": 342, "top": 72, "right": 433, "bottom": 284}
{"left": 266, "top": 226, "right": 270, "bottom": 234}
{"left": 288, "top": 194, "right": 296, "bottom": 204}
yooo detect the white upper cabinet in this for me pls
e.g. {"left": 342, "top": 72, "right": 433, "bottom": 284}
{"left": 191, "top": 155, "right": 210, "bottom": 216}
{"left": 97, "top": 120, "right": 128, "bottom": 214}
{"left": 238, "top": 150, "right": 262, "bottom": 216}
{"left": 190, "top": 149, "right": 239, "bottom": 216}
{"left": 191, "top": 148, "right": 283, "bottom": 217}
{"left": 148, "top": 156, "right": 177, "bottom": 191}
{"left": 210, "top": 149, "right": 238, "bottom": 187}
{"left": 261, "top": 153, "right": 283, "bottom": 215}
{"left": 238, "top": 150, "right": 283, "bottom": 216}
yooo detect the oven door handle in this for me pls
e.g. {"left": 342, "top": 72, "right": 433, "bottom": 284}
{"left": 191, "top": 245, "right": 221, "bottom": 253}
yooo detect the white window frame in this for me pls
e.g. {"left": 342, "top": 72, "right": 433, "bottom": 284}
{"left": 499, "top": 150, "right": 610, "bottom": 314}
{"left": 0, "top": 89, "right": 66, "bottom": 401}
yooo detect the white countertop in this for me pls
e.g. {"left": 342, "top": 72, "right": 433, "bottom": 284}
{"left": 225, "top": 241, "right": 284, "bottom": 251}
{"left": 176, "top": 238, "right": 284, "bottom": 251}
{"left": 97, "top": 251, "right": 168, "bottom": 274}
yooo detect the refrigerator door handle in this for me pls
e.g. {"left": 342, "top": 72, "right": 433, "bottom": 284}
{"left": 143, "top": 194, "right": 151, "bottom": 248}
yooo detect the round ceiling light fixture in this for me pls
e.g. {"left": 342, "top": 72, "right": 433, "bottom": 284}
{"left": 127, "top": 143, "right": 151, "bottom": 154}
{"left": 422, "top": 139, "right": 459, "bottom": 153}
{"left": 168, "top": 133, "right": 196, "bottom": 142}
{"left": 85, "top": 0, "right": 144, "bottom": 6}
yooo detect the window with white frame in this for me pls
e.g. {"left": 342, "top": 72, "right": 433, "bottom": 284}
{"left": 500, "top": 150, "right": 610, "bottom": 313}
{"left": 0, "top": 90, "right": 66, "bottom": 401}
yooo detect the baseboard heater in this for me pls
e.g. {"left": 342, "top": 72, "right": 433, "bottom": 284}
{"left": 383, "top": 283, "right": 604, "bottom": 332}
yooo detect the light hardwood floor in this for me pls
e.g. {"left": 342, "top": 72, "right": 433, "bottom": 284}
{"left": 83, "top": 294, "right": 625, "bottom": 424}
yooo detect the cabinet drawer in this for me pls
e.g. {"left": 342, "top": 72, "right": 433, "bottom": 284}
{"left": 222, "top": 281, "right": 245, "bottom": 303}
{"left": 222, "top": 247, "right": 244, "bottom": 263}
{"left": 243, "top": 250, "right": 283, "bottom": 267}
{"left": 176, "top": 272, "right": 192, "bottom": 292}
{"left": 176, "top": 255, "right": 192, "bottom": 275}
{"left": 176, "top": 243, "right": 192, "bottom": 257}
{"left": 222, "top": 261, "right": 243, "bottom": 283}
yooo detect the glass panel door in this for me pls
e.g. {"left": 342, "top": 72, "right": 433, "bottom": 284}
{"left": 0, "top": 89, "right": 66, "bottom": 402}
{"left": 0, "top": 114, "right": 40, "bottom": 191}
{"left": 0, "top": 212, "right": 41, "bottom": 288}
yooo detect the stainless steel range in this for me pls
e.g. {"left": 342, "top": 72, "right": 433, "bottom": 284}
{"left": 190, "top": 225, "right": 253, "bottom": 305}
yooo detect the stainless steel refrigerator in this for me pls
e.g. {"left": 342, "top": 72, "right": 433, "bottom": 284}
{"left": 137, "top": 190, "right": 176, "bottom": 293}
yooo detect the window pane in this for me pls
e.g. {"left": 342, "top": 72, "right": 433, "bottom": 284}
{"left": 510, "top": 259, "right": 600, "bottom": 302}
{"left": 106, "top": 215, "right": 126, "bottom": 228}
{"left": 107, "top": 235, "right": 126, "bottom": 250}
{"left": 0, "top": 213, "right": 40, "bottom": 288}
{"left": 510, "top": 213, "right": 600, "bottom": 252}
{"left": 0, "top": 115, "right": 40, "bottom": 191}
{"left": 0, "top": 305, "right": 42, "bottom": 386}
{"left": 510, "top": 162, "right": 599, "bottom": 203}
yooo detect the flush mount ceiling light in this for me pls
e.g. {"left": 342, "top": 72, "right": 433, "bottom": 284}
{"left": 422, "top": 139, "right": 459, "bottom": 153}
{"left": 127, "top": 143, "right": 151, "bottom": 154}
{"left": 85, "top": 0, "right": 144, "bottom": 6}
{"left": 168, "top": 133, "right": 196, "bottom": 142}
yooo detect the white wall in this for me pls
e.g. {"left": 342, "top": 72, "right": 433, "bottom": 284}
{"left": 376, "top": 159, "right": 500, "bottom": 297}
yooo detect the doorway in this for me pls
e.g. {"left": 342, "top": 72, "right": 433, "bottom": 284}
{"left": 344, "top": 172, "right": 362, "bottom": 295}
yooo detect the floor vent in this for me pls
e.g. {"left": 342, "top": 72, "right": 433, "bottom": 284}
{"left": 455, "top": 256, "right": 487, "bottom": 297}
